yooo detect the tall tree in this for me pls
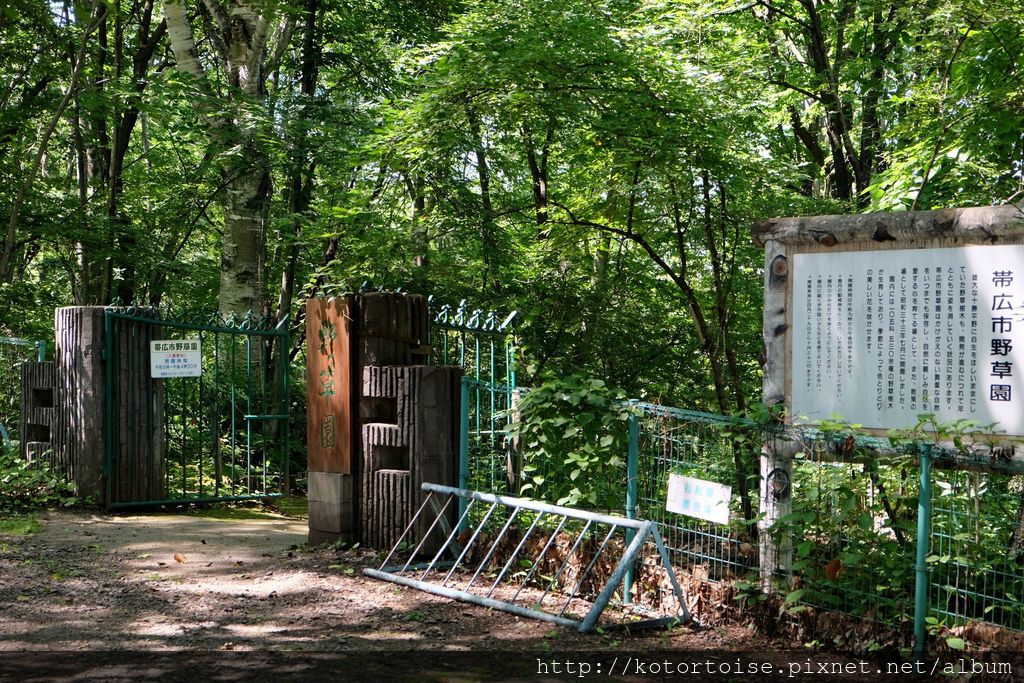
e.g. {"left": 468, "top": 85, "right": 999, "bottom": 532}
{"left": 163, "top": 0, "right": 293, "bottom": 314}
{"left": 70, "top": 0, "right": 168, "bottom": 304}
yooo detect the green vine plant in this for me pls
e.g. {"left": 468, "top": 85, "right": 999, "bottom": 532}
{"left": 886, "top": 413, "right": 1022, "bottom": 473}
{"left": 507, "top": 374, "right": 636, "bottom": 509}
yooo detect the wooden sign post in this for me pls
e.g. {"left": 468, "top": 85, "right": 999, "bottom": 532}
{"left": 306, "top": 296, "right": 359, "bottom": 544}
{"left": 754, "top": 202, "right": 1024, "bottom": 589}
{"left": 305, "top": 292, "right": 460, "bottom": 548}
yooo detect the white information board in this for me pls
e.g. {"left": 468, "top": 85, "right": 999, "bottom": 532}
{"left": 666, "top": 473, "right": 732, "bottom": 525}
{"left": 150, "top": 339, "right": 202, "bottom": 378}
{"left": 791, "top": 245, "right": 1024, "bottom": 434}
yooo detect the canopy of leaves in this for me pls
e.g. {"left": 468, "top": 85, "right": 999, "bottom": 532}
{"left": 0, "top": 0, "right": 1020, "bottom": 410}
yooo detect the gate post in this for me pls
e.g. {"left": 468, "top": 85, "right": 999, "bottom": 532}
{"left": 458, "top": 376, "right": 471, "bottom": 532}
{"left": 54, "top": 307, "right": 107, "bottom": 500}
{"left": 306, "top": 296, "right": 358, "bottom": 544}
{"left": 306, "top": 292, "right": 461, "bottom": 549}
{"left": 53, "top": 306, "right": 164, "bottom": 505}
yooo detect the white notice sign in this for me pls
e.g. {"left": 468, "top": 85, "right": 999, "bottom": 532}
{"left": 666, "top": 473, "right": 732, "bottom": 525}
{"left": 150, "top": 339, "right": 202, "bottom": 378}
{"left": 792, "top": 245, "right": 1024, "bottom": 434}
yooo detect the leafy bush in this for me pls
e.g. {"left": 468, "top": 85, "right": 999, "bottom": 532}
{"left": 0, "top": 446, "right": 78, "bottom": 512}
{"left": 508, "top": 374, "right": 635, "bottom": 509}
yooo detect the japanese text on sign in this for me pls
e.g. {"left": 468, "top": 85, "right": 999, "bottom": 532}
{"left": 150, "top": 339, "right": 202, "bottom": 378}
{"left": 792, "top": 245, "right": 1024, "bottom": 435}
{"left": 666, "top": 474, "right": 732, "bottom": 525}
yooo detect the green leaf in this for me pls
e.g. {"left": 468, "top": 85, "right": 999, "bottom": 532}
{"left": 945, "top": 636, "right": 966, "bottom": 651}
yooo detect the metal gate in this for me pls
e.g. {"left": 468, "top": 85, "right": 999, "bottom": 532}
{"left": 103, "top": 307, "right": 290, "bottom": 508}
{"left": 0, "top": 336, "right": 45, "bottom": 448}
{"left": 428, "top": 298, "right": 517, "bottom": 496}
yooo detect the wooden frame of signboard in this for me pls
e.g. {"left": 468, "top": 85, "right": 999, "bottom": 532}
{"left": 753, "top": 202, "right": 1024, "bottom": 586}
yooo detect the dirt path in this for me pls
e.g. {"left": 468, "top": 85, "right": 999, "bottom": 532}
{"left": 0, "top": 510, "right": 757, "bottom": 653}
{"left": 0, "top": 510, "right": 934, "bottom": 681}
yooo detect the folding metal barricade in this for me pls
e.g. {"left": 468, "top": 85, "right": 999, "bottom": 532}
{"left": 364, "top": 483, "right": 691, "bottom": 632}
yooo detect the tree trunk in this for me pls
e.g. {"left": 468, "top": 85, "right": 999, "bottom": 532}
{"left": 523, "top": 119, "right": 553, "bottom": 231}
{"left": 220, "top": 163, "right": 270, "bottom": 315}
{"left": 163, "top": 0, "right": 284, "bottom": 315}
{"left": 467, "top": 107, "right": 499, "bottom": 291}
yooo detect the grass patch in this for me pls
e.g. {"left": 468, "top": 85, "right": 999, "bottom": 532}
{"left": 271, "top": 495, "right": 307, "bottom": 518}
{"left": 0, "top": 514, "right": 41, "bottom": 536}
{"left": 186, "top": 496, "right": 307, "bottom": 520}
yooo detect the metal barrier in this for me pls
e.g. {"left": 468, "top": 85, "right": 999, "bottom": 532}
{"left": 364, "top": 483, "right": 691, "bottom": 632}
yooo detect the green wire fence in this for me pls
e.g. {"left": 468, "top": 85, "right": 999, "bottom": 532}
{"left": 631, "top": 404, "right": 759, "bottom": 583}
{"left": 102, "top": 306, "right": 289, "bottom": 508}
{"left": 930, "top": 465, "right": 1024, "bottom": 632}
{"left": 429, "top": 298, "right": 516, "bottom": 499}
{"left": 459, "top": 390, "right": 1024, "bottom": 650}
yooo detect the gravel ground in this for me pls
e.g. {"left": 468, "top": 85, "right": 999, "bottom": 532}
{"left": 0, "top": 509, "right": 864, "bottom": 681}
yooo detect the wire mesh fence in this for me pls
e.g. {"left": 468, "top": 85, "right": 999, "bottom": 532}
{"left": 459, "top": 391, "right": 1024, "bottom": 647}
{"left": 632, "top": 404, "right": 758, "bottom": 584}
{"left": 784, "top": 457, "right": 919, "bottom": 631}
{"left": 930, "top": 464, "right": 1024, "bottom": 633}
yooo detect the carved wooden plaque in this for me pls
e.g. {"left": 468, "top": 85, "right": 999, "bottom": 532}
{"left": 306, "top": 296, "right": 356, "bottom": 474}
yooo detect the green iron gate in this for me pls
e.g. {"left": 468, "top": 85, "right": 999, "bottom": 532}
{"left": 429, "top": 298, "right": 516, "bottom": 497}
{"left": 102, "top": 307, "right": 290, "bottom": 508}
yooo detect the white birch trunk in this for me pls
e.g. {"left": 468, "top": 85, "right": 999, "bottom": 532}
{"left": 758, "top": 237, "right": 796, "bottom": 590}
{"left": 220, "top": 165, "right": 269, "bottom": 315}
{"left": 163, "top": 0, "right": 278, "bottom": 315}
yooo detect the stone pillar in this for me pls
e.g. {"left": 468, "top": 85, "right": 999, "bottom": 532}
{"left": 361, "top": 365, "right": 461, "bottom": 551}
{"left": 20, "top": 361, "right": 56, "bottom": 467}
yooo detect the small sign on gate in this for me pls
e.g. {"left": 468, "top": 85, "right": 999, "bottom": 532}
{"left": 150, "top": 339, "right": 202, "bottom": 378}
{"left": 666, "top": 473, "right": 732, "bottom": 525}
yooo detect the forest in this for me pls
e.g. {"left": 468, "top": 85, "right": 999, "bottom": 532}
{"left": 3, "top": 0, "right": 1024, "bottom": 661}
{"left": 1, "top": 0, "right": 1022, "bottom": 412}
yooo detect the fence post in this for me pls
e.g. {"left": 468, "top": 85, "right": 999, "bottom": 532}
{"left": 913, "top": 443, "right": 933, "bottom": 659}
{"left": 101, "top": 310, "right": 113, "bottom": 508}
{"left": 35, "top": 340, "right": 46, "bottom": 362}
{"left": 624, "top": 409, "right": 639, "bottom": 606}
{"left": 278, "top": 315, "right": 290, "bottom": 494}
{"left": 458, "top": 376, "right": 471, "bottom": 532}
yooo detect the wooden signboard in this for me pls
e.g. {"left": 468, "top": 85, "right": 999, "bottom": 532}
{"left": 753, "top": 202, "right": 1024, "bottom": 584}
{"left": 306, "top": 296, "right": 357, "bottom": 475}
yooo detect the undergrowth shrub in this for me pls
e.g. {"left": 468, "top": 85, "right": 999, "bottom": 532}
{"left": 0, "top": 446, "right": 78, "bottom": 512}
{"left": 509, "top": 374, "right": 635, "bottom": 509}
